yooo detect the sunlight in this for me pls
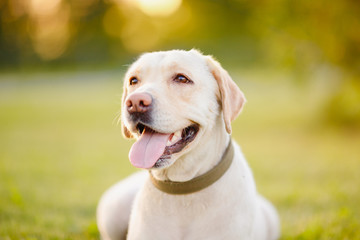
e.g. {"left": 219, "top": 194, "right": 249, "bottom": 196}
{"left": 29, "top": 0, "right": 62, "bottom": 16}
{"left": 135, "top": 0, "right": 182, "bottom": 17}
{"left": 27, "top": 0, "right": 70, "bottom": 60}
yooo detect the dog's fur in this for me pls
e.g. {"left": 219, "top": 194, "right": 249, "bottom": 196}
{"left": 97, "top": 49, "right": 280, "bottom": 240}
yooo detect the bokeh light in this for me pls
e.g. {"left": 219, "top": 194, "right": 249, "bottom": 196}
{"left": 135, "top": 0, "right": 182, "bottom": 17}
{"left": 26, "top": 0, "right": 70, "bottom": 60}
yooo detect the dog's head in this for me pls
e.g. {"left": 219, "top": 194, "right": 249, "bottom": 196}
{"left": 121, "top": 49, "right": 245, "bottom": 169}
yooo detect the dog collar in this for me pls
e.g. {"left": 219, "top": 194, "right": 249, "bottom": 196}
{"left": 149, "top": 139, "right": 234, "bottom": 195}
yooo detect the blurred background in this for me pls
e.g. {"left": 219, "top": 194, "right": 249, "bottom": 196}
{"left": 1, "top": 0, "right": 359, "bottom": 239}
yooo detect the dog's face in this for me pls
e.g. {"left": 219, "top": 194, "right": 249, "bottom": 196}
{"left": 121, "top": 49, "right": 245, "bottom": 170}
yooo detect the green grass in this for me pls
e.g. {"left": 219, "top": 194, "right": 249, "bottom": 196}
{"left": 0, "top": 70, "right": 359, "bottom": 239}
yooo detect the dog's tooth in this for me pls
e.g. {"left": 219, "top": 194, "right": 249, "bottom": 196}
{"left": 170, "top": 136, "right": 178, "bottom": 144}
{"left": 174, "top": 130, "right": 181, "bottom": 139}
{"left": 166, "top": 132, "right": 181, "bottom": 146}
{"left": 165, "top": 130, "right": 184, "bottom": 147}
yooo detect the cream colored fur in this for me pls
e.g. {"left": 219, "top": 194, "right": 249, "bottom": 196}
{"left": 97, "top": 49, "right": 280, "bottom": 240}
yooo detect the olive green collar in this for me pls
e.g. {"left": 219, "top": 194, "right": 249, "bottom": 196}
{"left": 149, "top": 139, "right": 234, "bottom": 195}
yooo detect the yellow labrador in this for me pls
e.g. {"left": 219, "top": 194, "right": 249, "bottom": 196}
{"left": 97, "top": 49, "right": 280, "bottom": 240}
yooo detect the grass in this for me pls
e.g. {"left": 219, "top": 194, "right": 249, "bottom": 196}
{"left": 0, "top": 70, "right": 359, "bottom": 239}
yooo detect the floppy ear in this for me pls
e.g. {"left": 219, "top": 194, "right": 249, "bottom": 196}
{"left": 206, "top": 56, "right": 246, "bottom": 134}
{"left": 121, "top": 82, "right": 133, "bottom": 139}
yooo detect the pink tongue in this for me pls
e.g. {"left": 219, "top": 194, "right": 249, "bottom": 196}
{"left": 129, "top": 129, "right": 171, "bottom": 169}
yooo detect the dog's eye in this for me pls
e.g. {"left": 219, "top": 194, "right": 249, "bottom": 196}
{"left": 174, "top": 74, "right": 193, "bottom": 84}
{"left": 129, "top": 77, "right": 138, "bottom": 86}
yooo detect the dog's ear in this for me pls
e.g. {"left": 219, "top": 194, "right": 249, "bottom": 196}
{"left": 206, "top": 56, "right": 246, "bottom": 134}
{"left": 121, "top": 83, "right": 133, "bottom": 139}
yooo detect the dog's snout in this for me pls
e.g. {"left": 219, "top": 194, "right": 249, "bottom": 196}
{"left": 126, "top": 92, "right": 152, "bottom": 114}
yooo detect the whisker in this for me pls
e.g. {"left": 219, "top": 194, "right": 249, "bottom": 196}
{"left": 112, "top": 110, "right": 122, "bottom": 126}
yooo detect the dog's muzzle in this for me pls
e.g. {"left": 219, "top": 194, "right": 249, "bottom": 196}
{"left": 125, "top": 92, "right": 153, "bottom": 126}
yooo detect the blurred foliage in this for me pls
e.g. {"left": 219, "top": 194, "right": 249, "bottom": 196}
{"left": 1, "top": 0, "right": 359, "bottom": 70}
{"left": 1, "top": 0, "right": 360, "bottom": 125}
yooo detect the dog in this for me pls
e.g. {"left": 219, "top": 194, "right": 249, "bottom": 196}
{"left": 97, "top": 49, "right": 280, "bottom": 240}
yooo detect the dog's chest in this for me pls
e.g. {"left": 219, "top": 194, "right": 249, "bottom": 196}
{"left": 127, "top": 161, "right": 257, "bottom": 239}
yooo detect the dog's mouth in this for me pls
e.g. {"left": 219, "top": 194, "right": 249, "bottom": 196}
{"left": 129, "top": 123, "right": 199, "bottom": 169}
